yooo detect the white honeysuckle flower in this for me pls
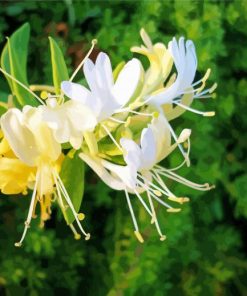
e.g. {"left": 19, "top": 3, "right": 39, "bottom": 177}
{"left": 0, "top": 107, "right": 90, "bottom": 247}
{"left": 144, "top": 37, "right": 217, "bottom": 117}
{"left": 39, "top": 98, "right": 97, "bottom": 150}
{"left": 146, "top": 37, "right": 197, "bottom": 105}
{"left": 80, "top": 115, "right": 213, "bottom": 243}
{"left": 61, "top": 52, "right": 143, "bottom": 123}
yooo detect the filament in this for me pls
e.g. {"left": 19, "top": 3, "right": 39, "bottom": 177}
{"left": 0, "top": 67, "right": 45, "bottom": 105}
{"left": 101, "top": 124, "right": 123, "bottom": 152}
{"left": 124, "top": 188, "right": 144, "bottom": 243}
{"left": 69, "top": 39, "right": 97, "bottom": 82}
{"left": 54, "top": 171, "right": 90, "bottom": 240}
{"left": 15, "top": 170, "right": 40, "bottom": 247}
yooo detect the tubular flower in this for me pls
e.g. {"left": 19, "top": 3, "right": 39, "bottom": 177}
{"left": 131, "top": 28, "right": 173, "bottom": 96}
{"left": 0, "top": 106, "right": 90, "bottom": 246}
{"left": 80, "top": 115, "right": 214, "bottom": 242}
{"left": 61, "top": 52, "right": 143, "bottom": 123}
{"left": 132, "top": 29, "right": 217, "bottom": 120}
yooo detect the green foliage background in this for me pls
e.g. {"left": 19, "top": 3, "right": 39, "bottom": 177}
{"left": 0, "top": 0, "right": 246, "bottom": 295}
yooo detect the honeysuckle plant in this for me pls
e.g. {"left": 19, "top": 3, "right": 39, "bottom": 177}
{"left": 0, "top": 23, "right": 216, "bottom": 247}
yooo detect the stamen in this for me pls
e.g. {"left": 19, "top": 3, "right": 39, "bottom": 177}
{"left": 147, "top": 189, "right": 173, "bottom": 209}
{"left": 54, "top": 171, "right": 90, "bottom": 240}
{"left": 194, "top": 68, "right": 211, "bottom": 93}
{"left": 133, "top": 189, "right": 153, "bottom": 216}
{"left": 167, "top": 208, "right": 181, "bottom": 213}
{"left": 15, "top": 170, "right": 40, "bottom": 247}
{"left": 0, "top": 67, "right": 45, "bottom": 105}
{"left": 134, "top": 231, "right": 144, "bottom": 243}
{"left": 69, "top": 39, "right": 97, "bottom": 82}
{"left": 109, "top": 117, "right": 126, "bottom": 124}
{"left": 167, "top": 122, "right": 190, "bottom": 167}
{"left": 69, "top": 223, "right": 81, "bottom": 240}
{"left": 151, "top": 171, "right": 174, "bottom": 197}
{"left": 78, "top": 213, "right": 85, "bottom": 221}
{"left": 101, "top": 124, "right": 123, "bottom": 152}
{"left": 137, "top": 174, "right": 170, "bottom": 197}
{"left": 124, "top": 188, "right": 144, "bottom": 243}
{"left": 168, "top": 196, "right": 190, "bottom": 204}
{"left": 157, "top": 168, "right": 214, "bottom": 191}
{"left": 146, "top": 188, "right": 167, "bottom": 241}
{"left": 174, "top": 102, "right": 215, "bottom": 117}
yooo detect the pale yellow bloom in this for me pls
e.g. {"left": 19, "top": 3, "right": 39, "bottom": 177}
{"left": 131, "top": 28, "right": 173, "bottom": 96}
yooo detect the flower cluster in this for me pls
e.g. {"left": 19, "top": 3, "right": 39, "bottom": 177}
{"left": 0, "top": 28, "right": 216, "bottom": 246}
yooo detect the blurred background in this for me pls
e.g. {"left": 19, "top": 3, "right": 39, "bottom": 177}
{"left": 0, "top": 0, "right": 246, "bottom": 295}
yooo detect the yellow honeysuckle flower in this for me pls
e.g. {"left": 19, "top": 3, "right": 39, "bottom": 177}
{"left": 0, "top": 106, "right": 90, "bottom": 247}
{"left": 131, "top": 28, "right": 173, "bottom": 96}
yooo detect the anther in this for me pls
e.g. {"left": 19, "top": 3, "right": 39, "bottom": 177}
{"left": 74, "top": 234, "right": 81, "bottom": 240}
{"left": 168, "top": 196, "right": 190, "bottom": 204}
{"left": 203, "top": 111, "right": 215, "bottom": 117}
{"left": 134, "top": 231, "right": 144, "bottom": 243}
{"left": 167, "top": 208, "right": 181, "bottom": 213}
{"left": 85, "top": 234, "right": 91, "bottom": 241}
{"left": 14, "top": 242, "right": 22, "bottom": 248}
{"left": 92, "top": 39, "right": 97, "bottom": 45}
{"left": 154, "top": 190, "right": 162, "bottom": 197}
{"left": 40, "top": 91, "right": 48, "bottom": 100}
{"left": 153, "top": 111, "right": 159, "bottom": 118}
{"left": 77, "top": 213, "right": 85, "bottom": 221}
{"left": 160, "top": 235, "right": 167, "bottom": 241}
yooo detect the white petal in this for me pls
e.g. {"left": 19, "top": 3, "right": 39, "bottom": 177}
{"left": 101, "top": 159, "right": 137, "bottom": 189}
{"left": 95, "top": 52, "right": 114, "bottom": 89}
{"left": 140, "top": 127, "right": 156, "bottom": 169}
{"left": 79, "top": 153, "right": 125, "bottom": 190}
{"left": 61, "top": 81, "right": 91, "bottom": 104}
{"left": 120, "top": 138, "right": 142, "bottom": 170}
{"left": 113, "top": 58, "right": 142, "bottom": 106}
{"left": 83, "top": 58, "right": 99, "bottom": 94}
{"left": 0, "top": 109, "right": 39, "bottom": 166}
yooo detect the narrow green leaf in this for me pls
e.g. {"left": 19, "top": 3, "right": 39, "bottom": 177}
{"left": 49, "top": 37, "right": 69, "bottom": 95}
{"left": 0, "top": 23, "right": 37, "bottom": 107}
{"left": 60, "top": 152, "right": 85, "bottom": 224}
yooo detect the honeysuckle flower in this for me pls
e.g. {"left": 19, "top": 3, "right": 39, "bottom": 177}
{"left": 39, "top": 97, "right": 97, "bottom": 150}
{"left": 61, "top": 52, "right": 143, "bottom": 122}
{"left": 80, "top": 115, "right": 213, "bottom": 242}
{"left": 132, "top": 29, "right": 217, "bottom": 118}
{"left": 131, "top": 30, "right": 217, "bottom": 166}
{"left": 61, "top": 52, "right": 143, "bottom": 152}
{"left": 0, "top": 106, "right": 90, "bottom": 246}
{"left": 131, "top": 28, "right": 173, "bottom": 96}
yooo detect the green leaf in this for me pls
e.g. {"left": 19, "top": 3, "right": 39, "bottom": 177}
{"left": 60, "top": 151, "right": 85, "bottom": 224}
{"left": 49, "top": 37, "right": 69, "bottom": 95}
{"left": 0, "top": 23, "right": 37, "bottom": 107}
{"left": 0, "top": 102, "right": 8, "bottom": 116}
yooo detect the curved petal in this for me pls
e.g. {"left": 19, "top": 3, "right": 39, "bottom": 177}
{"left": 79, "top": 153, "right": 125, "bottom": 190}
{"left": 0, "top": 109, "right": 39, "bottom": 166}
{"left": 95, "top": 52, "right": 114, "bottom": 89}
{"left": 113, "top": 58, "right": 142, "bottom": 106}
{"left": 61, "top": 81, "right": 91, "bottom": 104}
{"left": 120, "top": 137, "right": 142, "bottom": 170}
{"left": 140, "top": 127, "right": 156, "bottom": 170}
